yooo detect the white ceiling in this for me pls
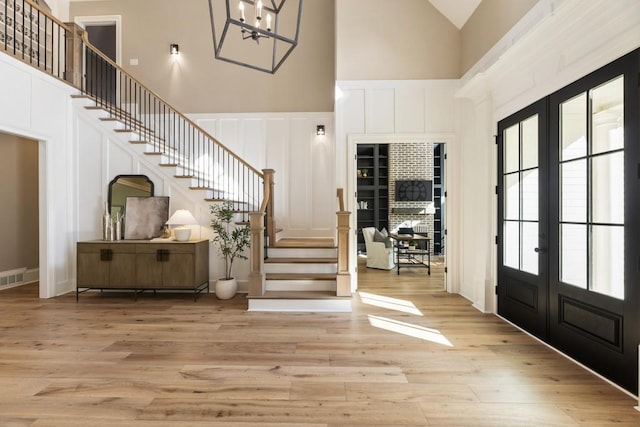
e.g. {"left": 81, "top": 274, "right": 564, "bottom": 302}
{"left": 428, "top": 0, "right": 482, "bottom": 29}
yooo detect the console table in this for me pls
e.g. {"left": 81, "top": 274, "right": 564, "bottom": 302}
{"left": 76, "top": 239, "right": 209, "bottom": 300}
{"left": 389, "top": 233, "right": 431, "bottom": 275}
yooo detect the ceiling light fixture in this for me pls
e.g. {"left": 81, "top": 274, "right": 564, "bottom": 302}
{"left": 208, "top": 0, "right": 303, "bottom": 74}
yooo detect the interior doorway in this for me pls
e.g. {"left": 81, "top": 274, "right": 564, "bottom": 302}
{"left": 74, "top": 15, "right": 121, "bottom": 105}
{"left": 0, "top": 131, "right": 39, "bottom": 292}
{"left": 353, "top": 139, "right": 448, "bottom": 294}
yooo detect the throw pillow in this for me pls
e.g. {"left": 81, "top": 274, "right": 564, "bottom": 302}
{"left": 373, "top": 229, "right": 392, "bottom": 248}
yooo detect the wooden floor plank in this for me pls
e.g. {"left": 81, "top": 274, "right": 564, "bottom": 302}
{"left": 0, "top": 258, "right": 636, "bottom": 425}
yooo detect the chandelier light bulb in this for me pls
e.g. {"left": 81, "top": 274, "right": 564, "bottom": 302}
{"left": 266, "top": 13, "right": 271, "bottom": 31}
{"left": 256, "top": 0, "right": 263, "bottom": 18}
{"left": 239, "top": 1, "right": 245, "bottom": 21}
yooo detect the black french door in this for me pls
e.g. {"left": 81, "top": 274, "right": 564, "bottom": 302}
{"left": 498, "top": 49, "right": 640, "bottom": 393}
{"left": 497, "top": 99, "right": 549, "bottom": 340}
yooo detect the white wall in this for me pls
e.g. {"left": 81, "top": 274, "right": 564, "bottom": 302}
{"left": 335, "top": 80, "right": 461, "bottom": 292}
{"left": 188, "top": 113, "right": 336, "bottom": 239}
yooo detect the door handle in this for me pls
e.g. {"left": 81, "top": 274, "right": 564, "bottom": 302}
{"left": 534, "top": 247, "right": 546, "bottom": 253}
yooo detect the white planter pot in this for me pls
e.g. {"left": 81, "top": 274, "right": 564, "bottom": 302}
{"left": 215, "top": 278, "right": 237, "bottom": 300}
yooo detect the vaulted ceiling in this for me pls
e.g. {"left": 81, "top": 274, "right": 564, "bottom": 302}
{"left": 428, "top": 0, "right": 482, "bottom": 29}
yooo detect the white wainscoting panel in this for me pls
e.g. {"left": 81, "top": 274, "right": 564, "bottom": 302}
{"left": 243, "top": 119, "right": 266, "bottom": 169}
{"left": 288, "top": 119, "right": 311, "bottom": 231}
{"left": 395, "top": 87, "right": 425, "bottom": 133}
{"left": 365, "top": 88, "right": 395, "bottom": 134}
{"left": 0, "top": 60, "right": 30, "bottom": 129}
{"left": 341, "top": 89, "right": 366, "bottom": 135}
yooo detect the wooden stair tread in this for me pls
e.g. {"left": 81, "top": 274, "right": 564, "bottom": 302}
{"left": 265, "top": 273, "right": 337, "bottom": 281}
{"left": 248, "top": 290, "right": 346, "bottom": 299}
{"left": 273, "top": 237, "right": 335, "bottom": 248}
{"left": 265, "top": 257, "right": 337, "bottom": 264}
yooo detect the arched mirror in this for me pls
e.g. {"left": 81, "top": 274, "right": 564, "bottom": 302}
{"left": 108, "top": 175, "right": 154, "bottom": 217}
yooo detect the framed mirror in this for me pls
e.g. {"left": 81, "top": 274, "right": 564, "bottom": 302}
{"left": 108, "top": 175, "right": 154, "bottom": 217}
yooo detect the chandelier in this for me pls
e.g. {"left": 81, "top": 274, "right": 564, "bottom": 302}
{"left": 208, "top": 0, "right": 303, "bottom": 74}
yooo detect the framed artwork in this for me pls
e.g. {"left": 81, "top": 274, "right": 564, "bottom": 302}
{"left": 124, "top": 196, "right": 169, "bottom": 239}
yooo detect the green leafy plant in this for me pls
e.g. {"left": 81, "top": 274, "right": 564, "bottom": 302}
{"left": 209, "top": 201, "right": 251, "bottom": 280}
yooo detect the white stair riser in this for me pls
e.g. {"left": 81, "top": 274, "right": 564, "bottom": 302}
{"left": 268, "top": 248, "right": 337, "bottom": 258}
{"left": 248, "top": 299, "right": 352, "bottom": 312}
{"left": 264, "top": 263, "right": 337, "bottom": 274}
{"left": 266, "top": 280, "right": 336, "bottom": 292}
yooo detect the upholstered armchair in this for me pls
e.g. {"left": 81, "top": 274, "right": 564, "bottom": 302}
{"left": 362, "top": 227, "right": 395, "bottom": 270}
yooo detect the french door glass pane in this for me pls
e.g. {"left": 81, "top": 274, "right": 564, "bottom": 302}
{"left": 561, "top": 93, "right": 587, "bottom": 161}
{"left": 505, "top": 174, "right": 519, "bottom": 220}
{"left": 561, "top": 224, "right": 587, "bottom": 288}
{"left": 504, "top": 221, "right": 519, "bottom": 269}
{"left": 521, "top": 222, "right": 539, "bottom": 275}
{"left": 522, "top": 116, "right": 538, "bottom": 169}
{"left": 561, "top": 159, "right": 587, "bottom": 222}
{"left": 591, "top": 225, "right": 624, "bottom": 299}
{"left": 522, "top": 169, "right": 538, "bottom": 221}
{"left": 504, "top": 124, "right": 519, "bottom": 173}
{"left": 592, "top": 76, "right": 624, "bottom": 155}
{"left": 592, "top": 152, "right": 624, "bottom": 224}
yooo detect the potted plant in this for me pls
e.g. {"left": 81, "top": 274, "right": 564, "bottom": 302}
{"left": 209, "top": 201, "right": 251, "bottom": 299}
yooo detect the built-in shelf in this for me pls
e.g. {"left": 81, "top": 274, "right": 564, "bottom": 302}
{"left": 356, "top": 144, "right": 388, "bottom": 253}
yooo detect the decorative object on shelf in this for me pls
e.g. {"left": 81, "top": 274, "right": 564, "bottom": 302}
{"left": 160, "top": 224, "right": 171, "bottom": 239}
{"left": 102, "top": 201, "right": 111, "bottom": 241}
{"left": 113, "top": 210, "right": 123, "bottom": 241}
{"left": 166, "top": 209, "right": 199, "bottom": 242}
{"left": 357, "top": 169, "right": 362, "bottom": 177}
{"left": 210, "top": 201, "right": 251, "bottom": 299}
{"left": 316, "top": 125, "right": 325, "bottom": 136}
{"left": 357, "top": 200, "right": 369, "bottom": 210}
{"left": 207, "top": 0, "right": 303, "bottom": 74}
{"left": 170, "top": 43, "right": 179, "bottom": 55}
{"left": 362, "top": 169, "right": 368, "bottom": 177}
{"left": 124, "top": 196, "right": 170, "bottom": 240}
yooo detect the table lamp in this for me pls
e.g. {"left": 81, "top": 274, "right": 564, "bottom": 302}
{"left": 166, "top": 209, "right": 198, "bottom": 241}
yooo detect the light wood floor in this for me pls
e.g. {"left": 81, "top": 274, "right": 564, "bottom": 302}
{"left": 0, "top": 259, "right": 638, "bottom": 426}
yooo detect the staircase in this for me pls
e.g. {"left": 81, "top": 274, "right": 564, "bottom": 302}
{"left": 1, "top": 0, "right": 352, "bottom": 311}
{"left": 249, "top": 237, "right": 351, "bottom": 312}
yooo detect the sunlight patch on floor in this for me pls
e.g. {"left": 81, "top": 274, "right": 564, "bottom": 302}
{"left": 368, "top": 315, "right": 453, "bottom": 347}
{"left": 359, "top": 291, "right": 423, "bottom": 316}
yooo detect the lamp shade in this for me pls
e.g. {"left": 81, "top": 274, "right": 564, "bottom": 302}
{"left": 166, "top": 209, "right": 198, "bottom": 226}
{"left": 166, "top": 209, "right": 198, "bottom": 241}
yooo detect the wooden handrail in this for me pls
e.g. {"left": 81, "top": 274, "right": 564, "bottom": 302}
{"left": 337, "top": 188, "right": 345, "bottom": 211}
{"left": 79, "top": 32, "right": 264, "bottom": 178}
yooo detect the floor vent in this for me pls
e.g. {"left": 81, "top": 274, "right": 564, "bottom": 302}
{"left": 0, "top": 268, "right": 27, "bottom": 289}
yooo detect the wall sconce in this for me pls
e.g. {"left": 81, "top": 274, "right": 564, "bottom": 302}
{"left": 316, "top": 125, "right": 325, "bottom": 136}
{"left": 170, "top": 43, "right": 179, "bottom": 55}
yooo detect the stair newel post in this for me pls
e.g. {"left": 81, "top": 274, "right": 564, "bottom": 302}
{"left": 262, "top": 169, "right": 276, "bottom": 246}
{"left": 248, "top": 211, "right": 266, "bottom": 296}
{"left": 64, "top": 22, "right": 85, "bottom": 89}
{"left": 336, "top": 210, "right": 351, "bottom": 297}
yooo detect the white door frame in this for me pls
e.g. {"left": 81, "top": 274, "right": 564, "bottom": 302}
{"left": 347, "top": 133, "right": 459, "bottom": 295}
{"left": 73, "top": 15, "right": 122, "bottom": 66}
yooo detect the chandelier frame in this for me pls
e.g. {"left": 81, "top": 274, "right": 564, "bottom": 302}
{"left": 208, "top": 0, "right": 303, "bottom": 74}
